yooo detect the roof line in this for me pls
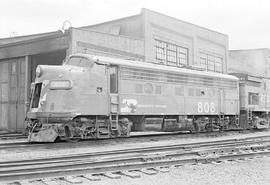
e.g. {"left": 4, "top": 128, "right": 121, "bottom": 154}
{"left": 73, "top": 27, "right": 144, "bottom": 41}
{"left": 229, "top": 48, "right": 270, "bottom": 52}
{"left": 0, "top": 30, "right": 68, "bottom": 48}
{"left": 80, "top": 14, "right": 141, "bottom": 29}
{"left": 0, "top": 30, "right": 60, "bottom": 41}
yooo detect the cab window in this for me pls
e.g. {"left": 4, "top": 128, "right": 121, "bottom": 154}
{"left": 248, "top": 92, "right": 259, "bottom": 105}
{"left": 109, "top": 66, "right": 118, "bottom": 93}
{"left": 65, "top": 57, "right": 92, "bottom": 67}
{"left": 31, "top": 83, "right": 42, "bottom": 108}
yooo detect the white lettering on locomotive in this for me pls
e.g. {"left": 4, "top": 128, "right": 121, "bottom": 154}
{"left": 197, "top": 102, "right": 216, "bottom": 113}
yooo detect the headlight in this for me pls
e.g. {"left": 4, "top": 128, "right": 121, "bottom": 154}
{"left": 36, "top": 66, "right": 42, "bottom": 77}
{"left": 50, "top": 80, "right": 72, "bottom": 90}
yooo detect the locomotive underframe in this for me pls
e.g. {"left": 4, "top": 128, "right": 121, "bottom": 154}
{"left": 240, "top": 109, "right": 270, "bottom": 129}
{"left": 26, "top": 114, "right": 241, "bottom": 142}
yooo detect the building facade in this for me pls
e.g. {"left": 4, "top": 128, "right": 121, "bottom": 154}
{"left": 83, "top": 9, "right": 228, "bottom": 73}
{"left": 0, "top": 8, "right": 228, "bottom": 133}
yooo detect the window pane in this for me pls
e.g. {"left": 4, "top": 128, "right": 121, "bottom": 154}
{"left": 32, "top": 83, "right": 42, "bottom": 108}
{"left": 155, "top": 40, "right": 166, "bottom": 63}
{"left": 215, "top": 57, "right": 223, "bottom": 73}
{"left": 199, "top": 52, "right": 223, "bottom": 73}
{"left": 155, "top": 39, "right": 188, "bottom": 67}
{"left": 207, "top": 55, "right": 215, "bottom": 71}
{"left": 167, "top": 44, "right": 177, "bottom": 66}
{"left": 177, "top": 47, "right": 188, "bottom": 66}
{"left": 248, "top": 93, "right": 259, "bottom": 105}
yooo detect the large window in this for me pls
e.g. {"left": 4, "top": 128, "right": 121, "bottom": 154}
{"left": 155, "top": 39, "right": 188, "bottom": 67}
{"left": 199, "top": 52, "right": 223, "bottom": 73}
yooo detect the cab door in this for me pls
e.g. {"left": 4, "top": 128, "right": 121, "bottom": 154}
{"left": 108, "top": 65, "right": 119, "bottom": 114}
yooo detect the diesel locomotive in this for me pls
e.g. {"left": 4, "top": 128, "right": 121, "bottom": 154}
{"left": 25, "top": 54, "right": 269, "bottom": 142}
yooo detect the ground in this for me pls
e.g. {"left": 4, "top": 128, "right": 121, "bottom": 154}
{"left": 1, "top": 130, "right": 270, "bottom": 185}
{"left": 83, "top": 157, "right": 270, "bottom": 185}
{"left": 33, "top": 157, "right": 270, "bottom": 185}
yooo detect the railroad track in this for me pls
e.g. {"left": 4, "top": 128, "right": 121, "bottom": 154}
{"left": 0, "top": 133, "right": 27, "bottom": 140}
{"left": 2, "top": 134, "right": 270, "bottom": 184}
{"left": 0, "top": 130, "right": 267, "bottom": 150}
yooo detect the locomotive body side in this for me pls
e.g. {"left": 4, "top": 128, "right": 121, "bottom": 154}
{"left": 118, "top": 66, "right": 239, "bottom": 116}
{"left": 26, "top": 54, "right": 240, "bottom": 142}
{"left": 117, "top": 65, "right": 239, "bottom": 131}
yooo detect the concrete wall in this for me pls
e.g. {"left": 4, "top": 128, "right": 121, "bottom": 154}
{"left": 70, "top": 28, "right": 144, "bottom": 60}
{"left": 142, "top": 9, "right": 228, "bottom": 73}
{"left": 81, "top": 15, "right": 144, "bottom": 39}
{"left": 229, "top": 49, "right": 270, "bottom": 77}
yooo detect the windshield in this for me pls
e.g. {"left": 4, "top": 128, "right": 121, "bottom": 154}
{"left": 65, "top": 56, "right": 93, "bottom": 67}
{"left": 31, "top": 83, "right": 42, "bottom": 108}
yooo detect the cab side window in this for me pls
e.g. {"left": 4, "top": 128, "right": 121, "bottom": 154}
{"left": 109, "top": 66, "right": 118, "bottom": 93}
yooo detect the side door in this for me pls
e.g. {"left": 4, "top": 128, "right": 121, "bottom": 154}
{"left": 108, "top": 65, "right": 119, "bottom": 114}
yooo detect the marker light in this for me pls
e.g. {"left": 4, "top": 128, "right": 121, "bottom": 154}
{"left": 50, "top": 80, "right": 71, "bottom": 90}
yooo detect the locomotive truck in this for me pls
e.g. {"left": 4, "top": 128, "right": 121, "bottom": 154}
{"left": 25, "top": 54, "right": 269, "bottom": 142}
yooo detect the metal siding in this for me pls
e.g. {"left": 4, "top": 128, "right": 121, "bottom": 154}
{"left": 1, "top": 104, "right": 8, "bottom": 130}
{"left": 0, "top": 35, "right": 69, "bottom": 60}
{"left": 119, "top": 79, "right": 222, "bottom": 115}
{"left": 0, "top": 57, "right": 26, "bottom": 132}
{"left": 9, "top": 59, "right": 17, "bottom": 131}
{"left": 17, "top": 58, "right": 26, "bottom": 130}
{"left": 0, "top": 62, "right": 9, "bottom": 130}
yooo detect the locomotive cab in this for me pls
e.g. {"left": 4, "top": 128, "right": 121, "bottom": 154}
{"left": 25, "top": 55, "right": 119, "bottom": 142}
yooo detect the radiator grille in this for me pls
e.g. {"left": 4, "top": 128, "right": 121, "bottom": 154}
{"left": 120, "top": 67, "right": 237, "bottom": 89}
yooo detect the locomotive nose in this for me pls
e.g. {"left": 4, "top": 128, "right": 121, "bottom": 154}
{"left": 30, "top": 65, "right": 75, "bottom": 111}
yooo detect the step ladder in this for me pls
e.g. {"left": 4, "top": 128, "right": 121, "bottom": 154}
{"left": 248, "top": 109, "right": 253, "bottom": 126}
{"left": 234, "top": 114, "right": 239, "bottom": 125}
{"left": 95, "top": 116, "right": 110, "bottom": 139}
{"left": 110, "top": 94, "right": 119, "bottom": 114}
{"left": 220, "top": 112, "right": 225, "bottom": 123}
{"left": 109, "top": 94, "right": 119, "bottom": 135}
{"left": 110, "top": 114, "right": 119, "bottom": 131}
{"left": 219, "top": 112, "right": 225, "bottom": 130}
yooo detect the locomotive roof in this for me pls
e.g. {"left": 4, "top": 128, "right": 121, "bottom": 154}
{"left": 67, "top": 54, "right": 238, "bottom": 81}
